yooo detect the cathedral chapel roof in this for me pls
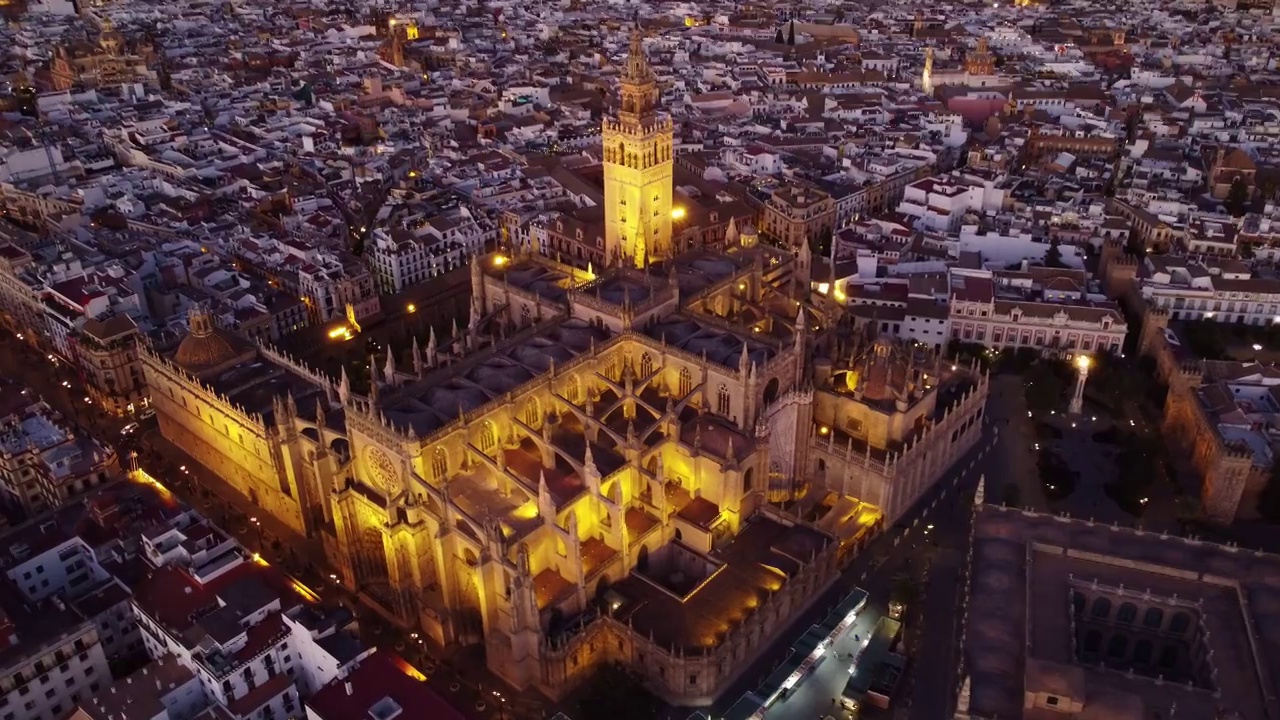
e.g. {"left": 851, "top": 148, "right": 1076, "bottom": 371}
{"left": 172, "top": 305, "right": 253, "bottom": 376}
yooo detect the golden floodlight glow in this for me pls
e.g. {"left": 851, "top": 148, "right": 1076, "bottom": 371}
{"left": 493, "top": 254, "right": 509, "bottom": 267}
{"left": 407, "top": 303, "right": 417, "bottom": 313}
{"left": 1075, "top": 354, "right": 1091, "bottom": 371}
{"left": 290, "top": 579, "right": 321, "bottom": 603}
{"left": 671, "top": 207, "right": 687, "bottom": 220}
{"left": 391, "top": 655, "right": 427, "bottom": 682}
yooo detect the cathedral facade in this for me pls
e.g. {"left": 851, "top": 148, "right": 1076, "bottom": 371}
{"left": 146, "top": 27, "right": 988, "bottom": 707}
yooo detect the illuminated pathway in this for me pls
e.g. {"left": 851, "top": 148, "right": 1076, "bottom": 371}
{"left": 760, "top": 608, "right": 881, "bottom": 719}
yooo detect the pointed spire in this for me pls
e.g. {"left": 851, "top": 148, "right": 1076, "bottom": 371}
{"left": 384, "top": 344, "right": 397, "bottom": 383}
{"left": 339, "top": 366, "right": 351, "bottom": 404}
{"left": 369, "top": 355, "right": 381, "bottom": 403}
{"left": 450, "top": 317, "right": 459, "bottom": 341}
{"left": 975, "top": 474, "right": 986, "bottom": 506}
{"left": 538, "top": 469, "right": 555, "bottom": 519}
{"left": 739, "top": 343, "right": 750, "bottom": 378}
{"left": 412, "top": 336, "right": 424, "bottom": 376}
{"left": 315, "top": 398, "right": 327, "bottom": 430}
{"left": 427, "top": 325, "right": 438, "bottom": 366}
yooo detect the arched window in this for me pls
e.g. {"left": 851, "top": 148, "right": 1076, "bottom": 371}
{"left": 743, "top": 468, "right": 754, "bottom": 492}
{"left": 1132, "top": 639, "right": 1153, "bottom": 665}
{"left": 565, "top": 375, "right": 582, "bottom": 404}
{"left": 524, "top": 397, "right": 540, "bottom": 428}
{"left": 1071, "top": 590, "right": 1086, "bottom": 616}
{"left": 431, "top": 447, "right": 448, "bottom": 479}
{"left": 1168, "top": 611, "right": 1191, "bottom": 635}
{"left": 678, "top": 367, "right": 692, "bottom": 397}
{"left": 640, "top": 352, "right": 654, "bottom": 377}
{"left": 1091, "top": 597, "right": 1112, "bottom": 619}
{"left": 1117, "top": 602, "right": 1137, "bottom": 624}
{"left": 1082, "top": 629, "right": 1102, "bottom": 654}
{"left": 1158, "top": 644, "right": 1178, "bottom": 669}
{"left": 521, "top": 304, "right": 532, "bottom": 323}
{"left": 1106, "top": 634, "right": 1128, "bottom": 660}
{"left": 763, "top": 377, "right": 780, "bottom": 406}
{"left": 479, "top": 421, "right": 497, "bottom": 452}
{"left": 717, "top": 384, "right": 731, "bottom": 415}
{"left": 1142, "top": 607, "right": 1164, "bottom": 630}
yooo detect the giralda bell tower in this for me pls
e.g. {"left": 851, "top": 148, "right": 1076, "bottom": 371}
{"left": 603, "top": 20, "right": 675, "bottom": 269}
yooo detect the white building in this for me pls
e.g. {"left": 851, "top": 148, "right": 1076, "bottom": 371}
{"left": 1141, "top": 256, "right": 1280, "bottom": 325}
{"left": 367, "top": 207, "right": 491, "bottom": 293}
{"left": 949, "top": 268, "right": 1127, "bottom": 355}
{"left": 131, "top": 522, "right": 369, "bottom": 720}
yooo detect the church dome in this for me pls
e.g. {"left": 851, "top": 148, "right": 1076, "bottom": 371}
{"left": 173, "top": 305, "right": 242, "bottom": 373}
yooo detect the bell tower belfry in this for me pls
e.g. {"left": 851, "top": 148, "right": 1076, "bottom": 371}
{"left": 603, "top": 20, "right": 675, "bottom": 269}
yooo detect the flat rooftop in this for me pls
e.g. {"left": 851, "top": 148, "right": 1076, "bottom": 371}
{"left": 966, "top": 503, "right": 1280, "bottom": 720}
{"left": 612, "top": 517, "right": 830, "bottom": 653}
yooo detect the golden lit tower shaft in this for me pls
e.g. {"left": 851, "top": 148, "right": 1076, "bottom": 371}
{"left": 603, "top": 19, "right": 675, "bottom": 269}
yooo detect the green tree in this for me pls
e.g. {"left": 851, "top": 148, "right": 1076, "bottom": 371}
{"left": 775, "top": 27, "right": 784, "bottom": 43}
{"left": 787, "top": 20, "right": 796, "bottom": 46}
{"left": 1044, "top": 238, "right": 1065, "bottom": 268}
{"left": 1225, "top": 178, "right": 1250, "bottom": 217}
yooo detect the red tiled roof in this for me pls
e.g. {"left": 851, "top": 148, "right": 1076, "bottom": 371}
{"left": 306, "top": 652, "right": 466, "bottom": 720}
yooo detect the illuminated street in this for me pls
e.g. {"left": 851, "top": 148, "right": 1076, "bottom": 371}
{"left": 760, "top": 608, "right": 881, "bottom": 720}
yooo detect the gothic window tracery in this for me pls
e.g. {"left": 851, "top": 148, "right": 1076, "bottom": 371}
{"left": 678, "top": 367, "right": 692, "bottom": 397}
{"left": 431, "top": 447, "right": 448, "bottom": 479}
{"left": 640, "top": 352, "right": 654, "bottom": 377}
{"left": 479, "top": 421, "right": 498, "bottom": 452}
{"left": 717, "top": 384, "right": 731, "bottom": 415}
{"left": 524, "top": 397, "right": 541, "bottom": 428}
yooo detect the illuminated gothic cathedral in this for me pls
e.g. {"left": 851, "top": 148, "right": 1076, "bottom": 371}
{"left": 143, "top": 25, "right": 987, "bottom": 705}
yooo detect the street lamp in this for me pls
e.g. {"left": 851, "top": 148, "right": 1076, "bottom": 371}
{"left": 1070, "top": 354, "right": 1091, "bottom": 416}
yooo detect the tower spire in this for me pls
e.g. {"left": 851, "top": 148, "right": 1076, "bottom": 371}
{"left": 625, "top": 17, "right": 651, "bottom": 83}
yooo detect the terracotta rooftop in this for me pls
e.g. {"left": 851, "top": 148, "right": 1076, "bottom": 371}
{"left": 306, "top": 651, "right": 466, "bottom": 720}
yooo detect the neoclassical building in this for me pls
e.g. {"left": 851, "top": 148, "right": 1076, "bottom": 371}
{"left": 145, "top": 28, "right": 988, "bottom": 706}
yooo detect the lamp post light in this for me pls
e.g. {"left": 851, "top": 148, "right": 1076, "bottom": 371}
{"left": 1070, "top": 354, "right": 1091, "bottom": 416}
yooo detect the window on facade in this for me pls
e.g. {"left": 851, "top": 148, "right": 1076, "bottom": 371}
{"left": 640, "top": 353, "right": 654, "bottom": 377}
{"left": 717, "top": 385, "right": 731, "bottom": 415}
{"left": 524, "top": 397, "right": 540, "bottom": 427}
{"left": 678, "top": 367, "right": 692, "bottom": 397}
{"left": 479, "top": 422, "right": 498, "bottom": 452}
{"left": 431, "top": 447, "right": 448, "bottom": 479}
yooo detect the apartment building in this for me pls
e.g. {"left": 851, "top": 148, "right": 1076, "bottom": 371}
{"left": 948, "top": 268, "right": 1127, "bottom": 355}
{"left": 0, "top": 393, "right": 119, "bottom": 520}
{"left": 1140, "top": 256, "right": 1280, "bottom": 326}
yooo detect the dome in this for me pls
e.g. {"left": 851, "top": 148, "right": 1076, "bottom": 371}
{"left": 173, "top": 306, "right": 245, "bottom": 373}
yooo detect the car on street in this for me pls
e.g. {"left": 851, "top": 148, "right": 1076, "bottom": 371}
{"left": 138, "top": 407, "right": 156, "bottom": 420}
{"left": 121, "top": 422, "right": 140, "bottom": 436}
